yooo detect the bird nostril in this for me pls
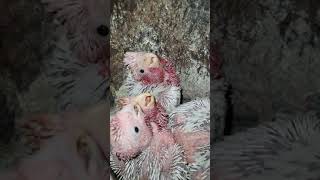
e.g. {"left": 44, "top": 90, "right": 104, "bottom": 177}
{"left": 145, "top": 96, "right": 151, "bottom": 106}
{"left": 96, "top": 25, "right": 109, "bottom": 36}
{"left": 140, "top": 69, "right": 144, "bottom": 73}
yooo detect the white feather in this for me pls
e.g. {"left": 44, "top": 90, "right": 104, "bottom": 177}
{"left": 118, "top": 71, "right": 181, "bottom": 113}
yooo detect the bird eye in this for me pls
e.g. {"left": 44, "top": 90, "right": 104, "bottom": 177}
{"left": 134, "top": 126, "right": 139, "bottom": 133}
{"left": 140, "top": 69, "right": 144, "bottom": 73}
{"left": 96, "top": 25, "right": 109, "bottom": 36}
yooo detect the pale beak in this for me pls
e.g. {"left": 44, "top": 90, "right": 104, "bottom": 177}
{"left": 133, "top": 93, "right": 156, "bottom": 110}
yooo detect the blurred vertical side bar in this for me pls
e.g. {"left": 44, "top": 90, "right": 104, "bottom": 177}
{"left": 210, "top": 0, "right": 214, "bottom": 178}
{"left": 106, "top": 0, "right": 112, "bottom": 178}
{"left": 108, "top": 0, "right": 114, "bottom": 179}
{"left": 210, "top": 0, "right": 230, "bottom": 179}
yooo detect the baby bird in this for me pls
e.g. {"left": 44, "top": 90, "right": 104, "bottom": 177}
{"left": 41, "top": 0, "right": 109, "bottom": 64}
{"left": 110, "top": 93, "right": 189, "bottom": 180}
{"left": 117, "top": 52, "right": 181, "bottom": 113}
{"left": 119, "top": 93, "right": 169, "bottom": 130}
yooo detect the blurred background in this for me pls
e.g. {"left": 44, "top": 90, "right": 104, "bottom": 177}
{"left": 0, "top": 0, "right": 110, "bottom": 170}
{"left": 212, "top": 0, "right": 320, "bottom": 133}
{"left": 1, "top": 0, "right": 320, "bottom": 178}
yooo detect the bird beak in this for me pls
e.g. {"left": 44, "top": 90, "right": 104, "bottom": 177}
{"left": 133, "top": 93, "right": 156, "bottom": 110}
{"left": 144, "top": 94, "right": 155, "bottom": 107}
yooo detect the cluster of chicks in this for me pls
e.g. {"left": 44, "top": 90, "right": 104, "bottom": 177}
{"left": 110, "top": 52, "right": 210, "bottom": 179}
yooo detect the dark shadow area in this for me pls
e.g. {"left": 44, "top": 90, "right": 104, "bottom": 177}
{"left": 0, "top": 0, "right": 111, "bottom": 179}
{"left": 223, "top": 84, "right": 233, "bottom": 136}
{"left": 211, "top": 0, "right": 320, "bottom": 179}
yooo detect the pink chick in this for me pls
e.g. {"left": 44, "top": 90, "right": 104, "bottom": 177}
{"left": 119, "top": 52, "right": 181, "bottom": 113}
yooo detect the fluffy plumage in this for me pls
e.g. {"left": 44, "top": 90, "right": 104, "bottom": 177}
{"left": 45, "top": 33, "right": 108, "bottom": 111}
{"left": 110, "top": 104, "right": 153, "bottom": 162}
{"left": 169, "top": 98, "right": 210, "bottom": 133}
{"left": 118, "top": 52, "right": 181, "bottom": 113}
{"left": 110, "top": 97, "right": 189, "bottom": 179}
{"left": 114, "top": 140, "right": 189, "bottom": 180}
{"left": 169, "top": 98, "right": 210, "bottom": 180}
{"left": 41, "top": 0, "right": 109, "bottom": 63}
{"left": 214, "top": 113, "right": 320, "bottom": 180}
{"left": 111, "top": 123, "right": 189, "bottom": 180}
